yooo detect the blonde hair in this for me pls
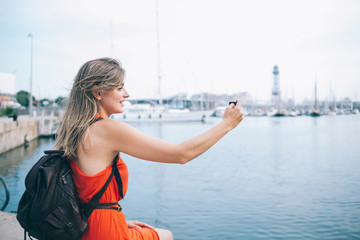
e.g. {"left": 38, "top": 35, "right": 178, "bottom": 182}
{"left": 55, "top": 57, "right": 125, "bottom": 159}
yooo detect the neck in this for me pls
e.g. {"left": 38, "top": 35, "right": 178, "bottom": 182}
{"left": 97, "top": 108, "right": 109, "bottom": 119}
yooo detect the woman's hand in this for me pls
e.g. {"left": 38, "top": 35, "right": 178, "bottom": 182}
{"left": 222, "top": 99, "right": 244, "bottom": 130}
{"left": 127, "top": 220, "right": 155, "bottom": 229}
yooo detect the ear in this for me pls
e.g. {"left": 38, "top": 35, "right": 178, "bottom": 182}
{"left": 91, "top": 85, "right": 101, "bottom": 101}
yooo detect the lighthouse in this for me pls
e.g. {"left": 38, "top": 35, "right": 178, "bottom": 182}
{"left": 271, "top": 65, "right": 284, "bottom": 116}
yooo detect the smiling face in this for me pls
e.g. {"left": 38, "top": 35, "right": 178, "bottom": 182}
{"left": 96, "top": 83, "right": 130, "bottom": 118}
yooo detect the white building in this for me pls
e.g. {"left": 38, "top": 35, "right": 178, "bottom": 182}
{"left": 0, "top": 72, "right": 18, "bottom": 108}
{"left": 0, "top": 72, "right": 16, "bottom": 95}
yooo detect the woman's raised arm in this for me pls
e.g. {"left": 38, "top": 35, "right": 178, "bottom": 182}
{"left": 102, "top": 100, "right": 244, "bottom": 164}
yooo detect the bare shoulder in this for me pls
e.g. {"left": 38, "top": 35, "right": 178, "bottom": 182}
{"left": 90, "top": 118, "right": 137, "bottom": 142}
{"left": 92, "top": 118, "right": 131, "bottom": 132}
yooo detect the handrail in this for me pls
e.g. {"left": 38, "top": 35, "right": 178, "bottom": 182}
{"left": 0, "top": 175, "right": 10, "bottom": 211}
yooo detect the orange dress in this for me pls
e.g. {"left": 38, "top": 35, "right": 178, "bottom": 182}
{"left": 70, "top": 154, "right": 160, "bottom": 240}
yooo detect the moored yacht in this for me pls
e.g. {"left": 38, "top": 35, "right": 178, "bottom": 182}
{"left": 112, "top": 101, "right": 213, "bottom": 123}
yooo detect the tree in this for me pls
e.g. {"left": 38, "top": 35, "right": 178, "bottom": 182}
{"left": 16, "top": 91, "right": 29, "bottom": 107}
{"left": 16, "top": 91, "right": 36, "bottom": 107}
{"left": 0, "top": 106, "right": 14, "bottom": 116}
{"left": 55, "top": 96, "right": 67, "bottom": 107}
{"left": 40, "top": 98, "right": 50, "bottom": 107}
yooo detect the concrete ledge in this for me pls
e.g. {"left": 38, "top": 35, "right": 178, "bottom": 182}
{"left": 0, "top": 117, "right": 38, "bottom": 154}
{"left": 0, "top": 211, "right": 24, "bottom": 239}
{"left": 0, "top": 115, "right": 60, "bottom": 154}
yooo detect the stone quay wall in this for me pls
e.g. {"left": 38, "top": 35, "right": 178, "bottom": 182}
{"left": 0, "top": 117, "right": 38, "bottom": 154}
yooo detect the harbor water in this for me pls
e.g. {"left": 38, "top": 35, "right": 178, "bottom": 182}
{"left": 1, "top": 115, "right": 359, "bottom": 239}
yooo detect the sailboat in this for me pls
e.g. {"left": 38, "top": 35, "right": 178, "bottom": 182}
{"left": 328, "top": 82, "right": 337, "bottom": 116}
{"left": 112, "top": 0, "right": 213, "bottom": 123}
{"left": 310, "top": 78, "right": 320, "bottom": 117}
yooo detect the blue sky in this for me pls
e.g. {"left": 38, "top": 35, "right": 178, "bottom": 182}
{"left": 1, "top": 0, "right": 360, "bottom": 102}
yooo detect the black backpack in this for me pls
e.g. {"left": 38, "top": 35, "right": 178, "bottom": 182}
{"left": 16, "top": 150, "right": 123, "bottom": 240}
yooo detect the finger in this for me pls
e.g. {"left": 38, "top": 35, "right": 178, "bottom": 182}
{"left": 136, "top": 221, "right": 155, "bottom": 229}
{"left": 235, "top": 99, "right": 242, "bottom": 108}
{"left": 128, "top": 223, "right": 140, "bottom": 229}
{"left": 227, "top": 103, "right": 235, "bottom": 109}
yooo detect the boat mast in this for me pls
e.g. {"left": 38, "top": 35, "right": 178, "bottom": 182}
{"left": 156, "top": 0, "right": 162, "bottom": 105}
{"left": 314, "top": 75, "right": 318, "bottom": 111}
{"left": 110, "top": 19, "right": 114, "bottom": 57}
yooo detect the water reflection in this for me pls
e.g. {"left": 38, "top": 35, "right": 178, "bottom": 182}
{"left": 0, "top": 139, "right": 42, "bottom": 177}
{"left": 1, "top": 116, "right": 360, "bottom": 239}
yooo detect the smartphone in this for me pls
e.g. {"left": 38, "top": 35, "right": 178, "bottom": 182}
{"left": 229, "top": 101, "right": 237, "bottom": 106}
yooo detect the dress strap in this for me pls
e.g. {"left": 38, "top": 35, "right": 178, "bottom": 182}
{"left": 89, "top": 115, "right": 103, "bottom": 125}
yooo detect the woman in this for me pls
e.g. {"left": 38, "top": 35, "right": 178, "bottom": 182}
{"left": 55, "top": 58, "right": 244, "bottom": 240}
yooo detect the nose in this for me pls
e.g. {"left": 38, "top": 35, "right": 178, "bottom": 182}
{"left": 124, "top": 88, "right": 130, "bottom": 98}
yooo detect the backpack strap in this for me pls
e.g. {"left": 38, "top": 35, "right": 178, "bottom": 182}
{"left": 95, "top": 202, "right": 122, "bottom": 211}
{"left": 113, "top": 156, "right": 124, "bottom": 199}
{"left": 82, "top": 154, "right": 123, "bottom": 217}
{"left": 44, "top": 150, "right": 64, "bottom": 155}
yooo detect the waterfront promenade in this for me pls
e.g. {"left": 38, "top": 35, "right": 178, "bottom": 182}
{"left": 0, "top": 211, "right": 24, "bottom": 239}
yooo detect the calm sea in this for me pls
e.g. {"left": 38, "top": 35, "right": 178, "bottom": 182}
{"left": 1, "top": 115, "right": 360, "bottom": 239}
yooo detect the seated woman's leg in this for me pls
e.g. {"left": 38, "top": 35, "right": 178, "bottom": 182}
{"left": 155, "top": 228, "right": 173, "bottom": 240}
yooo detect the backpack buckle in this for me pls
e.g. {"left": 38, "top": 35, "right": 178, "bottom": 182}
{"left": 117, "top": 204, "right": 122, "bottom": 211}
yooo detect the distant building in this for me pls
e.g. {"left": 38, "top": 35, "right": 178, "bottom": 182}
{"left": 0, "top": 72, "right": 16, "bottom": 94}
{"left": 0, "top": 93, "right": 18, "bottom": 108}
{"left": 0, "top": 72, "right": 18, "bottom": 108}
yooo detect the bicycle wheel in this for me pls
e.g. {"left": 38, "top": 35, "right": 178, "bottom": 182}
{"left": 0, "top": 176, "right": 10, "bottom": 211}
